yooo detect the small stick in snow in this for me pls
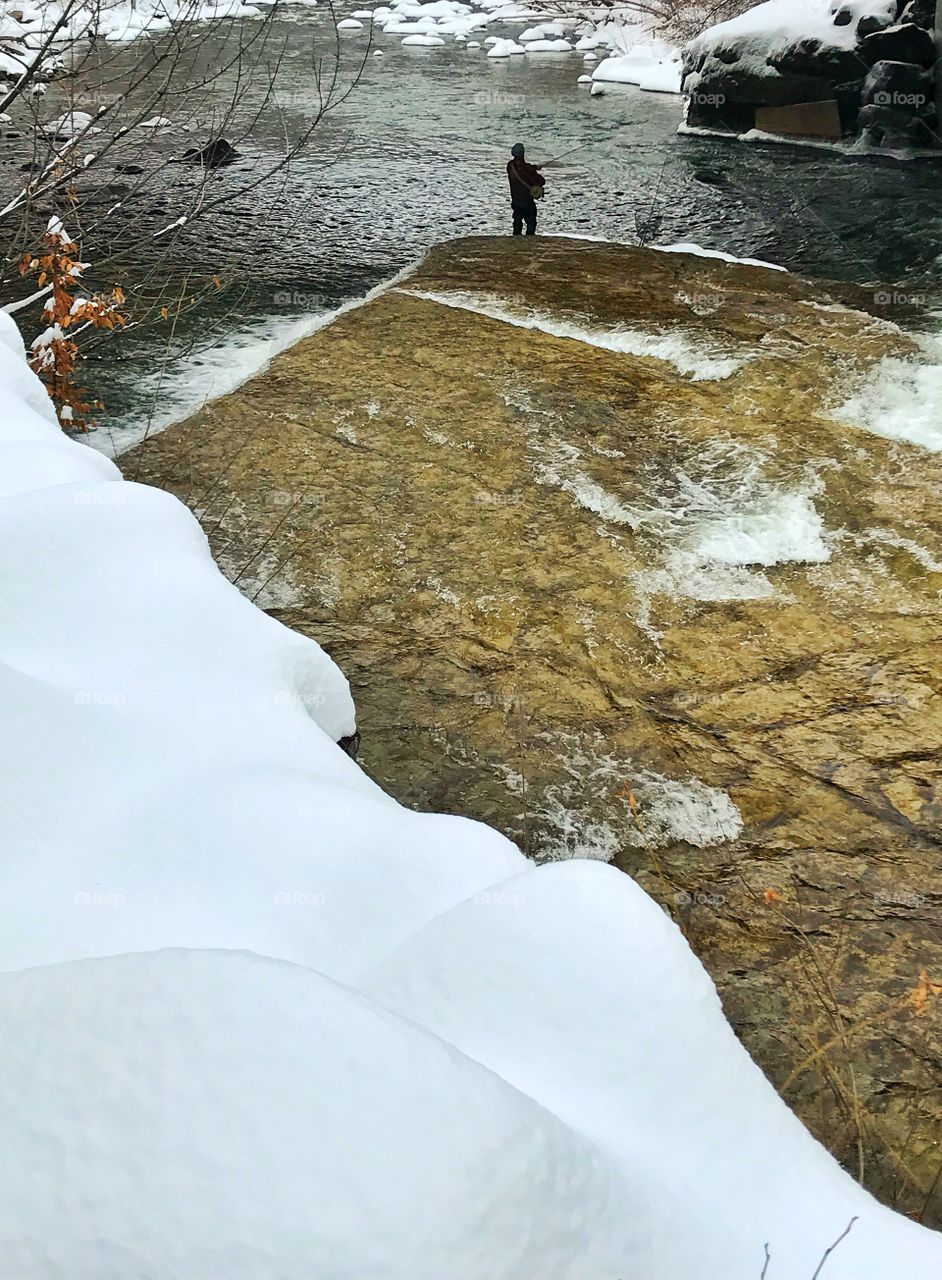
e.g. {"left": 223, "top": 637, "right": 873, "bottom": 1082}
{"left": 811, "top": 1216, "right": 858, "bottom": 1279}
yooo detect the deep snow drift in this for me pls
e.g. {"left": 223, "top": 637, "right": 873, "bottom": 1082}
{"left": 1, "top": 307, "right": 941, "bottom": 1277}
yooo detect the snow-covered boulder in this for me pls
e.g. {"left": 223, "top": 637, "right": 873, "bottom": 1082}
{"left": 681, "top": 0, "right": 938, "bottom": 146}
{"left": 41, "top": 110, "right": 98, "bottom": 140}
{"left": 592, "top": 46, "right": 683, "bottom": 93}
{"left": 524, "top": 37, "right": 573, "bottom": 52}
{"left": 486, "top": 36, "right": 525, "bottom": 56}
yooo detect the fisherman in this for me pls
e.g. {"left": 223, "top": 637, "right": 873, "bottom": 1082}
{"left": 507, "top": 143, "right": 545, "bottom": 237}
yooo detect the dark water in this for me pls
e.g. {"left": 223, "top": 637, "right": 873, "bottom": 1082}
{"left": 58, "top": 2, "right": 942, "bottom": 430}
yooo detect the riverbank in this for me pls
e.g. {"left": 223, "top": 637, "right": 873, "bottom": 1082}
{"left": 128, "top": 232, "right": 942, "bottom": 1222}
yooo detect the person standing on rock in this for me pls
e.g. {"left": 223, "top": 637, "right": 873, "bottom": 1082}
{"left": 507, "top": 143, "right": 544, "bottom": 237}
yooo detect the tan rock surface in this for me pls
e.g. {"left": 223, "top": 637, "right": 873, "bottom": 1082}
{"left": 129, "top": 236, "right": 942, "bottom": 1221}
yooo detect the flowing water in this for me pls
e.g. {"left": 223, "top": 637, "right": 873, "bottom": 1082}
{"left": 47, "top": 2, "right": 942, "bottom": 438}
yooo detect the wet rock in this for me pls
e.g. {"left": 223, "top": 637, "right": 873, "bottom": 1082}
{"left": 767, "top": 36, "right": 864, "bottom": 85}
{"left": 899, "top": 0, "right": 936, "bottom": 29}
{"left": 863, "top": 58, "right": 933, "bottom": 110}
{"left": 861, "top": 22, "right": 937, "bottom": 67}
{"left": 128, "top": 237, "right": 942, "bottom": 1225}
{"left": 181, "top": 138, "right": 238, "bottom": 167}
{"left": 695, "top": 63, "right": 837, "bottom": 108}
{"left": 692, "top": 167, "right": 728, "bottom": 186}
{"left": 858, "top": 11, "right": 894, "bottom": 37}
{"left": 859, "top": 101, "right": 932, "bottom": 145}
{"left": 834, "top": 78, "right": 866, "bottom": 131}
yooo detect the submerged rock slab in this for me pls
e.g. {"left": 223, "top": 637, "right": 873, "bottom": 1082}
{"left": 129, "top": 236, "right": 942, "bottom": 1221}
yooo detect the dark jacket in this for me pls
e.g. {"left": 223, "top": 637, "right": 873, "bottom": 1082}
{"left": 507, "top": 157, "right": 544, "bottom": 209}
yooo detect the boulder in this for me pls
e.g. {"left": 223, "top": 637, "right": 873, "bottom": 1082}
{"left": 861, "top": 21, "right": 937, "bottom": 66}
{"left": 858, "top": 99, "right": 934, "bottom": 143}
{"left": 755, "top": 98, "right": 843, "bottom": 138}
{"left": 181, "top": 137, "right": 238, "bottom": 167}
{"left": 858, "top": 12, "right": 895, "bottom": 37}
{"left": 899, "top": 0, "right": 936, "bottom": 29}
{"left": 693, "top": 60, "right": 840, "bottom": 108}
{"left": 767, "top": 35, "right": 865, "bottom": 84}
{"left": 862, "top": 59, "right": 933, "bottom": 112}
{"left": 835, "top": 78, "right": 867, "bottom": 130}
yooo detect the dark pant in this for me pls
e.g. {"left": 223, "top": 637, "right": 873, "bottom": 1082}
{"left": 512, "top": 204, "right": 537, "bottom": 236}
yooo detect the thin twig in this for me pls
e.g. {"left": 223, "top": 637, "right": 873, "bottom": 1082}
{"left": 810, "top": 1216, "right": 858, "bottom": 1280}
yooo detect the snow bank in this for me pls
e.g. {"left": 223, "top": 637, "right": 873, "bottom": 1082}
{"left": 1, "top": 307, "right": 941, "bottom": 1277}
{"left": 401, "top": 287, "right": 746, "bottom": 380}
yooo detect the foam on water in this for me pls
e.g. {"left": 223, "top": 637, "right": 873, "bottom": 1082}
{"left": 533, "top": 439, "right": 640, "bottom": 526}
{"left": 515, "top": 731, "right": 743, "bottom": 862}
{"left": 532, "top": 434, "right": 831, "bottom": 605}
{"left": 833, "top": 332, "right": 942, "bottom": 453}
{"left": 638, "top": 482, "right": 830, "bottom": 605}
{"left": 401, "top": 289, "right": 747, "bottom": 381}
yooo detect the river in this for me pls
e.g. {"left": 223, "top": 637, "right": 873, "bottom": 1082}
{"left": 67, "top": 1, "right": 942, "bottom": 441}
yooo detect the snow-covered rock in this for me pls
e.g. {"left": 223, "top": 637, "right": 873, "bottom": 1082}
{"left": 41, "top": 110, "right": 98, "bottom": 139}
{"left": 681, "top": 0, "right": 936, "bottom": 146}
{"left": 524, "top": 37, "right": 572, "bottom": 52}
{"left": 486, "top": 35, "right": 525, "bottom": 56}
{"left": 592, "top": 48, "right": 682, "bottom": 93}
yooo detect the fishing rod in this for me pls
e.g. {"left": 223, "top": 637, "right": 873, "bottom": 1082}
{"left": 468, "top": 136, "right": 593, "bottom": 167}
{"left": 540, "top": 141, "right": 593, "bottom": 167}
